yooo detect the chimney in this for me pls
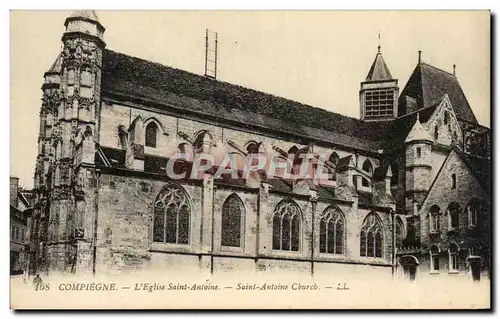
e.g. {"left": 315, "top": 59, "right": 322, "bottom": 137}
{"left": 10, "top": 176, "right": 19, "bottom": 208}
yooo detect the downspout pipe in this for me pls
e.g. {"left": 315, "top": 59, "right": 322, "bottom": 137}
{"left": 210, "top": 181, "right": 216, "bottom": 275}
{"left": 391, "top": 208, "right": 396, "bottom": 277}
{"left": 310, "top": 195, "right": 317, "bottom": 277}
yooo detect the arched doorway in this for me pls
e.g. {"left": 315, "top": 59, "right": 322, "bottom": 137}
{"left": 399, "top": 255, "right": 419, "bottom": 282}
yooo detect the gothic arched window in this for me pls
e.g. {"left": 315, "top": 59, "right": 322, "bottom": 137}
{"left": 430, "top": 245, "right": 440, "bottom": 272}
{"left": 327, "top": 152, "right": 340, "bottom": 181}
{"left": 153, "top": 183, "right": 190, "bottom": 245}
{"left": 245, "top": 141, "right": 260, "bottom": 154}
{"left": 466, "top": 198, "right": 482, "bottom": 228}
{"left": 287, "top": 146, "right": 299, "bottom": 176}
{"left": 193, "top": 130, "right": 214, "bottom": 154}
{"left": 319, "top": 206, "right": 345, "bottom": 255}
{"left": 361, "top": 159, "right": 373, "bottom": 187}
{"left": 221, "top": 194, "right": 245, "bottom": 248}
{"left": 360, "top": 213, "right": 384, "bottom": 258}
{"left": 395, "top": 216, "right": 405, "bottom": 249}
{"left": 429, "top": 205, "right": 441, "bottom": 233}
{"left": 272, "top": 199, "right": 301, "bottom": 252}
{"left": 288, "top": 146, "right": 299, "bottom": 155}
{"left": 447, "top": 202, "right": 460, "bottom": 230}
{"left": 449, "top": 243, "right": 459, "bottom": 271}
{"left": 145, "top": 122, "right": 158, "bottom": 148}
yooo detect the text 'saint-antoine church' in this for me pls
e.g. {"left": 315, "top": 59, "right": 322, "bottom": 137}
{"left": 29, "top": 11, "right": 491, "bottom": 282}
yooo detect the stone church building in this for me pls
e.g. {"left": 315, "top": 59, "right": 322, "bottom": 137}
{"left": 29, "top": 11, "right": 491, "bottom": 282}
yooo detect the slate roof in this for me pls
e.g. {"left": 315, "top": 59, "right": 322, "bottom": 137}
{"left": 457, "top": 150, "right": 491, "bottom": 193}
{"left": 398, "top": 62, "right": 477, "bottom": 123}
{"left": 357, "top": 191, "right": 373, "bottom": 206}
{"left": 67, "top": 10, "right": 101, "bottom": 24}
{"left": 317, "top": 185, "right": 338, "bottom": 201}
{"left": 383, "top": 104, "right": 439, "bottom": 150}
{"left": 97, "top": 147, "right": 126, "bottom": 168}
{"left": 336, "top": 155, "right": 354, "bottom": 170}
{"left": 99, "top": 49, "right": 483, "bottom": 160}
{"left": 101, "top": 49, "right": 390, "bottom": 153}
{"left": 365, "top": 52, "right": 393, "bottom": 82}
{"left": 144, "top": 155, "right": 168, "bottom": 174}
{"left": 46, "top": 53, "right": 63, "bottom": 74}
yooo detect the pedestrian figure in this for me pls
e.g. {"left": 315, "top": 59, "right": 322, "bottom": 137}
{"left": 32, "top": 274, "right": 42, "bottom": 288}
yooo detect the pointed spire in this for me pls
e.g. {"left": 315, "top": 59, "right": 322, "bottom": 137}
{"left": 405, "top": 112, "right": 432, "bottom": 144}
{"left": 365, "top": 50, "right": 393, "bottom": 82}
{"left": 46, "top": 53, "right": 63, "bottom": 74}
{"left": 364, "top": 32, "right": 393, "bottom": 82}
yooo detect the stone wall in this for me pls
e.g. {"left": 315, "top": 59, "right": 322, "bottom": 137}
{"left": 92, "top": 171, "right": 395, "bottom": 277}
{"left": 99, "top": 100, "right": 380, "bottom": 172}
{"left": 419, "top": 151, "right": 489, "bottom": 249}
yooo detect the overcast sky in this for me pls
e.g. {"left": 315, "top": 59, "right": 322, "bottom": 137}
{"left": 10, "top": 10, "right": 490, "bottom": 188}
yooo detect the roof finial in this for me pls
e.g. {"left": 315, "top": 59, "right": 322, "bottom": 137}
{"left": 416, "top": 111, "right": 420, "bottom": 123}
{"left": 418, "top": 50, "right": 422, "bottom": 63}
{"left": 453, "top": 64, "right": 456, "bottom": 76}
{"left": 377, "top": 32, "right": 381, "bottom": 53}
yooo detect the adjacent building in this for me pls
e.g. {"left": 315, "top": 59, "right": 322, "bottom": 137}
{"left": 10, "top": 177, "right": 33, "bottom": 275}
{"left": 28, "top": 11, "right": 491, "bottom": 282}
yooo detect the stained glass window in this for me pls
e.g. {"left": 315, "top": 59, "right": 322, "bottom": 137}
{"left": 272, "top": 199, "right": 301, "bottom": 252}
{"left": 153, "top": 183, "right": 190, "bottom": 244}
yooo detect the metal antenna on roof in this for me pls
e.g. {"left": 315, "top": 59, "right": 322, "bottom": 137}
{"left": 204, "top": 29, "right": 218, "bottom": 79}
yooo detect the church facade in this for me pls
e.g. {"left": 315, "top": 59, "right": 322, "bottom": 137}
{"left": 28, "top": 11, "right": 491, "bottom": 283}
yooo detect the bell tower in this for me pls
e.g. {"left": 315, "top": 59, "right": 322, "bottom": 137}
{"left": 32, "top": 10, "right": 106, "bottom": 275}
{"left": 359, "top": 43, "right": 399, "bottom": 121}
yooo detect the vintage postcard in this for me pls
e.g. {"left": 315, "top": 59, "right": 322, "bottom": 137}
{"left": 10, "top": 10, "right": 491, "bottom": 309}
